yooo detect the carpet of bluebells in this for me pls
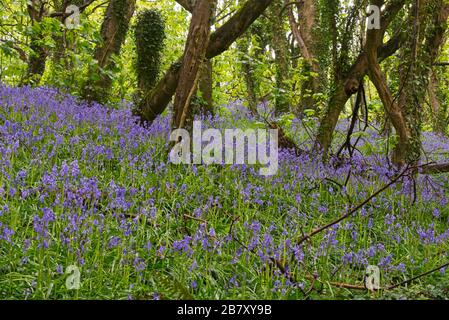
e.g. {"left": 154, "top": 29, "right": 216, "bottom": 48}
{"left": 1, "top": 85, "right": 449, "bottom": 299}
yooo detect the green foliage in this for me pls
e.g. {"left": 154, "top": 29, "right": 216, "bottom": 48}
{"left": 133, "top": 9, "right": 166, "bottom": 92}
{"left": 113, "top": 0, "right": 134, "bottom": 44}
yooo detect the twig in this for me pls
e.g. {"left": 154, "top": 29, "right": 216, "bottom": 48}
{"left": 183, "top": 213, "right": 208, "bottom": 225}
{"left": 387, "top": 261, "right": 449, "bottom": 290}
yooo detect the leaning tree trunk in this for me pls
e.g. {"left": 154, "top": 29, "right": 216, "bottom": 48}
{"left": 364, "top": 0, "right": 447, "bottom": 166}
{"left": 137, "top": 0, "right": 275, "bottom": 124}
{"left": 173, "top": 0, "right": 216, "bottom": 131}
{"left": 314, "top": 35, "right": 404, "bottom": 157}
{"left": 83, "top": 0, "right": 136, "bottom": 103}
{"left": 364, "top": 6, "right": 410, "bottom": 166}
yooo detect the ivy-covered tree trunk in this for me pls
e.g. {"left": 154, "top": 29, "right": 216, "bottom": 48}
{"left": 24, "top": 40, "right": 47, "bottom": 85}
{"left": 22, "top": 1, "right": 48, "bottom": 85}
{"left": 392, "top": 0, "right": 449, "bottom": 165}
{"left": 363, "top": 0, "right": 447, "bottom": 166}
{"left": 392, "top": 0, "right": 427, "bottom": 165}
{"left": 83, "top": 0, "right": 136, "bottom": 103}
{"left": 173, "top": 0, "right": 216, "bottom": 131}
{"left": 315, "top": 40, "right": 400, "bottom": 157}
{"left": 237, "top": 35, "right": 259, "bottom": 116}
{"left": 134, "top": 9, "right": 166, "bottom": 94}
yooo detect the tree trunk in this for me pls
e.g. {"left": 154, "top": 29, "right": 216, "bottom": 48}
{"left": 83, "top": 0, "right": 136, "bottom": 103}
{"left": 176, "top": 0, "right": 214, "bottom": 118}
{"left": 173, "top": 0, "right": 216, "bottom": 131}
{"left": 197, "top": 58, "right": 214, "bottom": 116}
{"left": 23, "top": 40, "right": 47, "bottom": 85}
{"left": 428, "top": 71, "right": 446, "bottom": 135}
{"left": 397, "top": 0, "right": 448, "bottom": 164}
{"left": 237, "top": 36, "right": 259, "bottom": 116}
{"left": 270, "top": 0, "right": 290, "bottom": 115}
{"left": 22, "top": 1, "right": 48, "bottom": 85}
{"left": 286, "top": 0, "right": 319, "bottom": 116}
{"left": 365, "top": 0, "right": 448, "bottom": 166}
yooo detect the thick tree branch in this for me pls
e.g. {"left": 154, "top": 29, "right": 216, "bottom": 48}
{"left": 49, "top": 0, "right": 98, "bottom": 19}
{"left": 175, "top": 0, "right": 194, "bottom": 12}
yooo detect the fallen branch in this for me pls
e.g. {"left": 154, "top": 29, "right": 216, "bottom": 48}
{"left": 387, "top": 261, "right": 449, "bottom": 290}
{"left": 297, "top": 165, "right": 411, "bottom": 245}
{"left": 325, "top": 281, "right": 366, "bottom": 290}
{"left": 183, "top": 213, "right": 208, "bottom": 225}
{"left": 309, "top": 260, "right": 449, "bottom": 292}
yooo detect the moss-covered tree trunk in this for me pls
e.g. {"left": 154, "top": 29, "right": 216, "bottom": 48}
{"left": 83, "top": 0, "right": 136, "bottom": 103}
{"left": 428, "top": 71, "right": 447, "bottom": 135}
{"left": 392, "top": 0, "right": 449, "bottom": 165}
{"left": 134, "top": 9, "right": 166, "bottom": 94}
{"left": 237, "top": 35, "right": 259, "bottom": 116}
{"left": 22, "top": 1, "right": 48, "bottom": 85}
{"left": 269, "top": 0, "right": 290, "bottom": 115}
{"left": 364, "top": 0, "right": 448, "bottom": 166}
{"left": 173, "top": 0, "right": 216, "bottom": 131}
{"left": 196, "top": 58, "right": 214, "bottom": 116}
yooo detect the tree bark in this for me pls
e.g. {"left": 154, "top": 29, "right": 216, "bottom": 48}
{"left": 286, "top": 0, "right": 319, "bottom": 116}
{"left": 364, "top": 1, "right": 410, "bottom": 166}
{"left": 197, "top": 58, "right": 214, "bottom": 115}
{"left": 237, "top": 36, "right": 259, "bottom": 116}
{"left": 176, "top": 0, "right": 214, "bottom": 117}
{"left": 22, "top": 0, "right": 48, "bottom": 85}
{"left": 363, "top": 0, "right": 448, "bottom": 166}
{"left": 428, "top": 71, "right": 446, "bottom": 135}
{"left": 173, "top": 0, "right": 216, "bottom": 131}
